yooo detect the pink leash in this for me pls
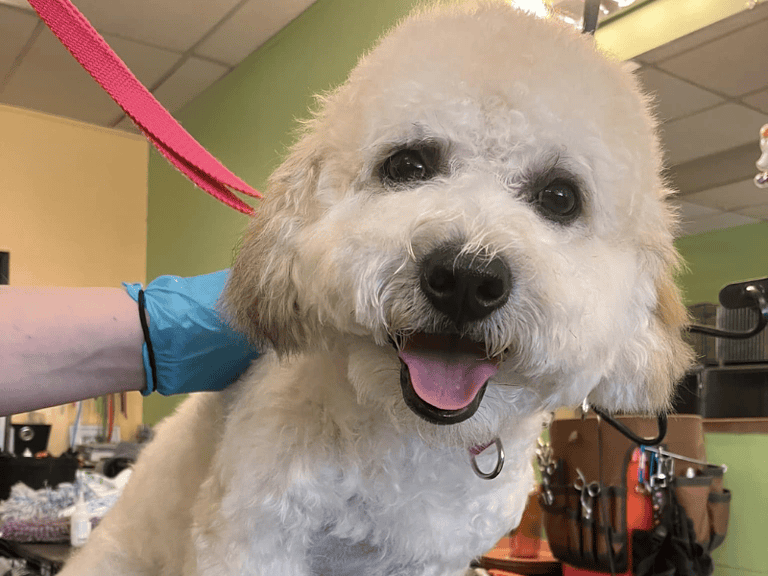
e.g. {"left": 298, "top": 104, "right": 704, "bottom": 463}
{"left": 26, "top": 0, "right": 261, "bottom": 215}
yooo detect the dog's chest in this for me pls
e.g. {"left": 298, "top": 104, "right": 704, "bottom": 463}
{"left": 300, "top": 455, "right": 520, "bottom": 576}
{"left": 308, "top": 530, "right": 410, "bottom": 576}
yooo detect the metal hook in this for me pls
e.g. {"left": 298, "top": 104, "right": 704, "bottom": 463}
{"left": 689, "top": 278, "right": 768, "bottom": 340}
{"left": 470, "top": 437, "right": 505, "bottom": 480}
{"left": 590, "top": 406, "right": 668, "bottom": 446}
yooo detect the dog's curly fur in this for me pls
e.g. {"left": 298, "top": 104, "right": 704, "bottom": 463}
{"left": 60, "top": 3, "right": 693, "bottom": 575}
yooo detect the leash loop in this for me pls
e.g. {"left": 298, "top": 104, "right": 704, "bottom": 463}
{"left": 470, "top": 437, "right": 505, "bottom": 480}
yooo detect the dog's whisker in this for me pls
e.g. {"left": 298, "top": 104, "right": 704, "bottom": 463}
{"left": 405, "top": 238, "right": 417, "bottom": 263}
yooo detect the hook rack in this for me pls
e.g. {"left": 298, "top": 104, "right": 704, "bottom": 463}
{"left": 642, "top": 445, "right": 727, "bottom": 473}
{"left": 688, "top": 277, "right": 768, "bottom": 339}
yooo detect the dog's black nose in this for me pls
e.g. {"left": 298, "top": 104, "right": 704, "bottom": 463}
{"left": 419, "top": 244, "right": 512, "bottom": 325}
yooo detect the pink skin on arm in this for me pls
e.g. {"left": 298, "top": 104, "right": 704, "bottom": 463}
{"left": 0, "top": 287, "right": 145, "bottom": 416}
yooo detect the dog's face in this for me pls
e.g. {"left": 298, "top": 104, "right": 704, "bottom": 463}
{"left": 224, "top": 3, "right": 693, "bottom": 442}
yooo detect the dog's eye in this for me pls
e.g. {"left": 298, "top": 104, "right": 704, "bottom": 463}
{"left": 535, "top": 180, "right": 581, "bottom": 223}
{"left": 380, "top": 148, "right": 437, "bottom": 184}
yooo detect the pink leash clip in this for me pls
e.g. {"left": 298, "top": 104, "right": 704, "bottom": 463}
{"left": 27, "top": 0, "right": 261, "bottom": 215}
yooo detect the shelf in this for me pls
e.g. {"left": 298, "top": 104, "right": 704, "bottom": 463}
{"left": 703, "top": 418, "right": 768, "bottom": 434}
{"left": 697, "top": 363, "right": 768, "bottom": 373}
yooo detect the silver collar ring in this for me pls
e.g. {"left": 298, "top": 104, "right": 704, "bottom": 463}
{"left": 469, "top": 437, "right": 505, "bottom": 480}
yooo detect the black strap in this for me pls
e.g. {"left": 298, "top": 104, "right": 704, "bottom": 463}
{"left": 596, "top": 418, "right": 618, "bottom": 576}
{"left": 138, "top": 289, "right": 158, "bottom": 394}
{"left": 583, "top": 0, "right": 601, "bottom": 35}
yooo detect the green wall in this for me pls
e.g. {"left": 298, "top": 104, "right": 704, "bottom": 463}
{"left": 675, "top": 224, "right": 768, "bottom": 576}
{"left": 705, "top": 433, "right": 768, "bottom": 576}
{"left": 675, "top": 222, "right": 768, "bottom": 305}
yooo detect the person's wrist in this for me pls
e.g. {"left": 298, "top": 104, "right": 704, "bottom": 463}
{"left": 123, "top": 271, "right": 259, "bottom": 396}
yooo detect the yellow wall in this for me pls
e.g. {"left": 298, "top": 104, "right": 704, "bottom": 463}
{"left": 0, "top": 104, "right": 148, "bottom": 287}
{"left": 0, "top": 104, "right": 149, "bottom": 454}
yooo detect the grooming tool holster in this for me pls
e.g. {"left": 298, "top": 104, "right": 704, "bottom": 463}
{"left": 539, "top": 415, "right": 730, "bottom": 575}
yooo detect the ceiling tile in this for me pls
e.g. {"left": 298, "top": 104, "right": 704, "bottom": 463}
{"left": 0, "top": 0, "right": 33, "bottom": 9}
{"left": 683, "top": 179, "right": 768, "bottom": 211}
{"left": 104, "top": 35, "right": 180, "bottom": 91}
{"left": 679, "top": 212, "right": 758, "bottom": 237}
{"left": 659, "top": 103, "right": 768, "bottom": 165}
{"left": 657, "top": 18, "right": 768, "bottom": 97}
{"left": 674, "top": 201, "right": 722, "bottom": 237}
{"left": 669, "top": 142, "right": 760, "bottom": 196}
{"left": 196, "top": 0, "right": 317, "bottom": 66}
{"left": 0, "top": 26, "right": 123, "bottom": 125}
{"left": 735, "top": 203, "right": 768, "bottom": 219}
{"left": 635, "top": 67, "right": 723, "bottom": 122}
{"left": 636, "top": 2, "right": 768, "bottom": 64}
{"left": 743, "top": 89, "right": 768, "bottom": 114}
{"left": 69, "top": 0, "right": 243, "bottom": 53}
{"left": 152, "top": 57, "right": 230, "bottom": 113}
{"left": 674, "top": 200, "right": 721, "bottom": 222}
{"left": 0, "top": 7, "right": 39, "bottom": 84}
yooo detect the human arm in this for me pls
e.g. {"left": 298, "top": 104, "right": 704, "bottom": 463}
{"left": 1, "top": 270, "right": 261, "bottom": 416}
{"left": 0, "top": 286, "right": 145, "bottom": 416}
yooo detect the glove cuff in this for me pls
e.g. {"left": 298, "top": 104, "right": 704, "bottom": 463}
{"left": 137, "top": 289, "right": 158, "bottom": 396}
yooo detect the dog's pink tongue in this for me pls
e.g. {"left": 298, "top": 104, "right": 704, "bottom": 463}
{"left": 398, "top": 338, "right": 498, "bottom": 411}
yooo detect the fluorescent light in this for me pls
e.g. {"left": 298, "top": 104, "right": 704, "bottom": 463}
{"left": 509, "top": 0, "right": 550, "bottom": 18}
{"left": 549, "top": 0, "right": 644, "bottom": 29}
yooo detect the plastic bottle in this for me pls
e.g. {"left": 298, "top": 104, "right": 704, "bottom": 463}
{"left": 70, "top": 492, "right": 91, "bottom": 547}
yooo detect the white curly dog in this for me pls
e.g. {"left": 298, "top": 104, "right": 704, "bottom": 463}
{"left": 60, "top": 3, "right": 693, "bottom": 575}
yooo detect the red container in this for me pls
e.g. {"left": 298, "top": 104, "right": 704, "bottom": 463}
{"left": 509, "top": 488, "right": 543, "bottom": 558}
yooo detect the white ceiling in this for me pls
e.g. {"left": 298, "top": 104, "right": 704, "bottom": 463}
{"left": 1, "top": 0, "right": 767, "bottom": 238}
{"left": 633, "top": 2, "right": 768, "bottom": 236}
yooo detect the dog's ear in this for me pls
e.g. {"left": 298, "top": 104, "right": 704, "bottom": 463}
{"left": 221, "top": 133, "right": 324, "bottom": 354}
{"left": 588, "top": 218, "right": 694, "bottom": 414}
{"left": 640, "top": 269, "right": 694, "bottom": 411}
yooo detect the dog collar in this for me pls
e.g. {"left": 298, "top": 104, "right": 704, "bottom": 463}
{"left": 469, "top": 437, "right": 504, "bottom": 480}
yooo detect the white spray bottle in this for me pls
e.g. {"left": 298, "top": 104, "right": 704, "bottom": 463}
{"left": 70, "top": 489, "right": 91, "bottom": 547}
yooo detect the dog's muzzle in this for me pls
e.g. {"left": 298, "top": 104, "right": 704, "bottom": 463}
{"left": 419, "top": 243, "right": 512, "bottom": 327}
{"left": 396, "top": 244, "right": 512, "bottom": 426}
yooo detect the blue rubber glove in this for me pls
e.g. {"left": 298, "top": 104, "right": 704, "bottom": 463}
{"left": 123, "top": 270, "right": 260, "bottom": 396}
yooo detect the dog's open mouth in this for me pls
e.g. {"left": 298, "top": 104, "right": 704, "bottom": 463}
{"left": 396, "top": 333, "right": 502, "bottom": 425}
